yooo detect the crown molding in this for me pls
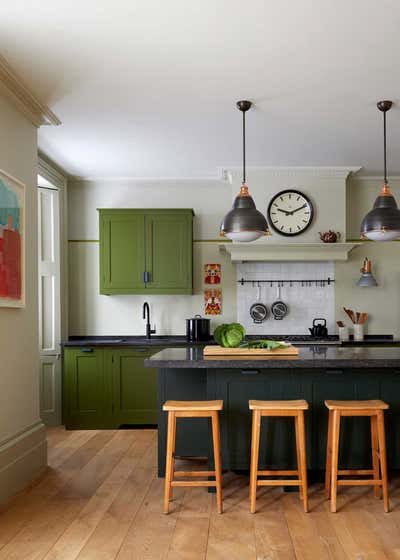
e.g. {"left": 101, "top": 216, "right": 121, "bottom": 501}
{"left": 70, "top": 175, "right": 226, "bottom": 183}
{"left": 38, "top": 153, "right": 67, "bottom": 189}
{"left": 222, "top": 166, "right": 362, "bottom": 184}
{"left": 0, "top": 55, "right": 61, "bottom": 127}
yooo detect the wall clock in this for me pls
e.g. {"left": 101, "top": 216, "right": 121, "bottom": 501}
{"left": 267, "top": 189, "right": 314, "bottom": 236}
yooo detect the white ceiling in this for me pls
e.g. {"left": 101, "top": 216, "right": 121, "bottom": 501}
{"left": 2, "top": 0, "right": 400, "bottom": 178}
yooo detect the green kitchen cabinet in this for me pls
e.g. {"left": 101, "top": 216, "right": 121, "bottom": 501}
{"left": 63, "top": 347, "right": 112, "bottom": 429}
{"left": 63, "top": 346, "right": 160, "bottom": 429}
{"left": 99, "top": 209, "right": 193, "bottom": 295}
{"left": 106, "top": 347, "right": 159, "bottom": 426}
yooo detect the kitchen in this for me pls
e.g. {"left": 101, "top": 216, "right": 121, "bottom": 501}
{"left": 2, "top": 2, "right": 400, "bottom": 558}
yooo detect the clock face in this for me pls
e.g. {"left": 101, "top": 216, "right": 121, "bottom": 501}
{"left": 267, "top": 190, "right": 314, "bottom": 236}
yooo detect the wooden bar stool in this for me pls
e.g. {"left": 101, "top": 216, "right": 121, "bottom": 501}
{"left": 162, "top": 400, "right": 223, "bottom": 514}
{"left": 325, "top": 399, "right": 389, "bottom": 513}
{"left": 249, "top": 399, "right": 309, "bottom": 513}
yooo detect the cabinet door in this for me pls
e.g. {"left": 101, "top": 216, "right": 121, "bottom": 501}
{"left": 312, "top": 369, "right": 380, "bottom": 469}
{"left": 211, "top": 368, "right": 312, "bottom": 471}
{"left": 100, "top": 212, "right": 145, "bottom": 294}
{"left": 63, "top": 347, "right": 111, "bottom": 429}
{"left": 109, "top": 347, "right": 158, "bottom": 426}
{"left": 145, "top": 212, "right": 192, "bottom": 294}
{"left": 380, "top": 369, "right": 400, "bottom": 468}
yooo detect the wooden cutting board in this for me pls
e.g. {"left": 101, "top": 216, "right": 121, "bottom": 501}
{"left": 203, "top": 345, "right": 299, "bottom": 356}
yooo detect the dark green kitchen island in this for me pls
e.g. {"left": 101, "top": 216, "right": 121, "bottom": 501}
{"left": 144, "top": 346, "right": 400, "bottom": 477}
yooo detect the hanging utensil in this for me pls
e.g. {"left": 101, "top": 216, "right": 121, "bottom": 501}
{"left": 249, "top": 283, "right": 269, "bottom": 323}
{"left": 271, "top": 285, "right": 288, "bottom": 320}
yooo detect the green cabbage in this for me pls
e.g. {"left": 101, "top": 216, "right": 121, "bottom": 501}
{"left": 213, "top": 323, "right": 246, "bottom": 348}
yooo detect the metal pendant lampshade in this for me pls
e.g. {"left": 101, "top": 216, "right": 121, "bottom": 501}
{"left": 356, "top": 258, "right": 378, "bottom": 287}
{"left": 360, "top": 100, "right": 400, "bottom": 241}
{"left": 220, "top": 100, "right": 270, "bottom": 242}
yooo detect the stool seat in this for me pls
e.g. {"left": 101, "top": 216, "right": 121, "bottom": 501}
{"left": 163, "top": 400, "right": 223, "bottom": 411}
{"left": 325, "top": 399, "right": 388, "bottom": 410}
{"left": 249, "top": 399, "right": 308, "bottom": 411}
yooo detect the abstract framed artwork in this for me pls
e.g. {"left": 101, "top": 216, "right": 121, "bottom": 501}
{"left": 0, "top": 169, "right": 25, "bottom": 307}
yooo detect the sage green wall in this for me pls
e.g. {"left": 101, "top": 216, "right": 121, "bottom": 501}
{"left": 68, "top": 175, "right": 400, "bottom": 337}
{"left": 0, "top": 94, "right": 46, "bottom": 503}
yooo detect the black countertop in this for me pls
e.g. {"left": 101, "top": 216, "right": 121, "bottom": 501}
{"left": 61, "top": 334, "right": 397, "bottom": 348}
{"left": 62, "top": 335, "right": 198, "bottom": 347}
{"left": 144, "top": 345, "right": 400, "bottom": 369}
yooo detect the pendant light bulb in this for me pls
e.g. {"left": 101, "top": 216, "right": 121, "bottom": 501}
{"left": 220, "top": 100, "right": 270, "bottom": 242}
{"left": 360, "top": 101, "right": 400, "bottom": 241}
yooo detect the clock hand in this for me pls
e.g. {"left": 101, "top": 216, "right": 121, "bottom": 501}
{"left": 289, "top": 204, "right": 307, "bottom": 215}
{"left": 276, "top": 208, "right": 290, "bottom": 216}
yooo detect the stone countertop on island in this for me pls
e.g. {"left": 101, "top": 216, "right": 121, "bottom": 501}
{"left": 144, "top": 345, "right": 400, "bottom": 369}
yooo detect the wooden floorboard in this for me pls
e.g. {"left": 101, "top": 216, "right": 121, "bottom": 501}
{"left": 0, "top": 427, "right": 399, "bottom": 559}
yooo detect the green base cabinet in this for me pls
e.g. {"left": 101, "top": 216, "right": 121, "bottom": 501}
{"left": 99, "top": 209, "right": 193, "bottom": 295}
{"left": 63, "top": 347, "right": 112, "bottom": 429}
{"left": 63, "top": 346, "right": 160, "bottom": 429}
{"left": 108, "top": 348, "right": 158, "bottom": 426}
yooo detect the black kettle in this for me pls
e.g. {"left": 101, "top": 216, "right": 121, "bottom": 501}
{"left": 309, "top": 318, "right": 328, "bottom": 338}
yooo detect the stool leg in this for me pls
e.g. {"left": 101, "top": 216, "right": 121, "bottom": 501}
{"left": 296, "top": 411, "right": 309, "bottom": 513}
{"left": 211, "top": 411, "right": 223, "bottom": 514}
{"left": 164, "top": 411, "right": 176, "bottom": 514}
{"left": 330, "top": 410, "right": 341, "bottom": 513}
{"left": 325, "top": 410, "right": 333, "bottom": 499}
{"left": 370, "top": 414, "right": 380, "bottom": 499}
{"left": 294, "top": 414, "right": 303, "bottom": 501}
{"left": 377, "top": 410, "right": 389, "bottom": 513}
{"left": 249, "top": 410, "right": 261, "bottom": 514}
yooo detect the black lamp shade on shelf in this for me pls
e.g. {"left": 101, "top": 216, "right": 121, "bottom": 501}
{"left": 220, "top": 185, "right": 269, "bottom": 242}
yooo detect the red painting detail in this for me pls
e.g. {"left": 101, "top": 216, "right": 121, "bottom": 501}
{"left": 0, "top": 214, "right": 21, "bottom": 299}
{"left": 204, "top": 263, "right": 221, "bottom": 284}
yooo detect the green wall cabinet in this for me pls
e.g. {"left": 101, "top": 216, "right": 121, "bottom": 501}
{"left": 99, "top": 209, "right": 193, "bottom": 295}
{"left": 63, "top": 346, "right": 160, "bottom": 429}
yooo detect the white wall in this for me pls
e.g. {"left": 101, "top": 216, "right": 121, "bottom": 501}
{"left": 0, "top": 94, "right": 46, "bottom": 503}
{"left": 68, "top": 179, "right": 237, "bottom": 335}
{"left": 68, "top": 171, "right": 400, "bottom": 338}
{"left": 237, "top": 262, "right": 335, "bottom": 335}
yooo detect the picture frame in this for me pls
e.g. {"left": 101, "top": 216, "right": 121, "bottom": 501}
{"left": 0, "top": 169, "right": 25, "bottom": 307}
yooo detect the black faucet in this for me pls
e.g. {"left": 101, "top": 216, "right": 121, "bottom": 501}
{"left": 143, "top": 302, "right": 156, "bottom": 339}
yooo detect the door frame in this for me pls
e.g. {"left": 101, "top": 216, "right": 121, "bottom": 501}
{"left": 38, "top": 155, "right": 68, "bottom": 425}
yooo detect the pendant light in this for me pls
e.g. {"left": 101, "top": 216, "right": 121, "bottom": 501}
{"left": 360, "top": 100, "right": 400, "bottom": 241}
{"left": 220, "top": 100, "right": 270, "bottom": 242}
{"left": 356, "top": 257, "right": 378, "bottom": 287}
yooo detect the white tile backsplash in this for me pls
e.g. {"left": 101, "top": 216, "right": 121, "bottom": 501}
{"left": 237, "top": 262, "right": 335, "bottom": 335}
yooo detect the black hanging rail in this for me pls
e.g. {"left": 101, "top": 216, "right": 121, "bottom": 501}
{"left": 238, "top": 277, "right": 335, "bottom": 287}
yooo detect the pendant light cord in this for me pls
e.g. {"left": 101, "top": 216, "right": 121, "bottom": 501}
{"left": 242, "top": 109, "right": 246, "bottom": 184}
{"left": 383, "top": 109, "right": 387, "bottom": 184}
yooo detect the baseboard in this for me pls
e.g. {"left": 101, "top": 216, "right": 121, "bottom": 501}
{"left": 0, "top": 421, "right": 47, "bottom": 504}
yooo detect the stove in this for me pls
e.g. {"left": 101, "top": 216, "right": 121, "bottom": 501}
{"left": 247, "top": 334, "right": 340, "bottom": 346}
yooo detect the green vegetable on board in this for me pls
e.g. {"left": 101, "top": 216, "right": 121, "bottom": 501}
{"left": 239, "top": 340, "right": 289, "bottom": 350}
{"left": 213, "top": 323, "right": 246, "bottom": 348}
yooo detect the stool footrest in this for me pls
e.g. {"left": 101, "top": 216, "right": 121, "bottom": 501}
{"left": 174, "top": 471, "right": 215, "bottom": 477}
{"left": 257, "top": 479, "right": 301, "bottom": 487}
{"left": 338, "top": 469, "right": 374, "bottom": 476}
{"left": 171, "top": 480, "right": 217, "bottom": 488}
{"left": 257, "top": 469, "right": 298, "bottom": 477}
{"left": 338, "top": 479, "right": 382, "bottom": 486}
